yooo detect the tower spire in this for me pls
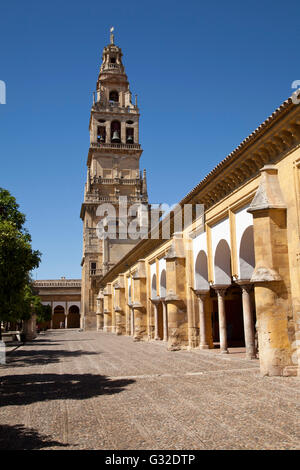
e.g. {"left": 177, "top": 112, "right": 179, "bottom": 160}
{"left": 110, "top": 26, "right": 114, "bottom": 45}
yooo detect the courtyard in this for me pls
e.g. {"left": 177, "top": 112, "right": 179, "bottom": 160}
{"left": 0, "top": 329, "right": 299, "bottom": 450}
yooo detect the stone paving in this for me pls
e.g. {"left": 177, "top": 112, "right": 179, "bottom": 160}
{"left": 0, "top": 329, "right": 299, "bottom": 450}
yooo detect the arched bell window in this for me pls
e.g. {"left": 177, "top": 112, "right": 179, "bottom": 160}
{"left": 126, "top": 127, "right": 134, "bottom": 144}
{"left": 111, "top": 121, "right": 121, "bottom": 143}
{"left": 109, "top": 90, "right": 119, "bottom": 103}
{"left": 97, "top": 126, "right": 106, "bottom": 143}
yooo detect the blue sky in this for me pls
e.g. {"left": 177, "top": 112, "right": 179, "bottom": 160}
{"left": 1, "top": 0, "right": 300, "bottom": 279}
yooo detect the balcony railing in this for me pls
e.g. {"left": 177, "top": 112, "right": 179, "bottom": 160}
{"left": 84, "top": 193, "right": 148, "bottom": 204}
{"left": 90, "top": 142, "right": 141, "bottom": 150}
{"left": 90, "top": 269, "right": 103, "bottom": 277}
{"left": 101, "top": 63, "right": 120, "bottom": 70}
{"left": 92, "top": 101, "right": 138, "bottom": 113}
{"left": 92, "top": 176, "right": 140, "bottom": 185}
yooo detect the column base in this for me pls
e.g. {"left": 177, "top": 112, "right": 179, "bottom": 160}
{"left": 283, "top": 366, "right": 298, "bottom": 377}
{"left": 246, "top": 352, "right": 257, "bottom": 360}
{"left": 199, "top": 344, "right": 210, "bottom": 350}
{"left": 103, "top": 326, "right": 112, "bottom": 333}
{"left": 221, "top": 349, "right": 229, "bottom": 354}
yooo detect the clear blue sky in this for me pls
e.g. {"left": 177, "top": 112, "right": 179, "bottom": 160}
{"left": 1, "top": 0, "right": 300, "bottom": 279}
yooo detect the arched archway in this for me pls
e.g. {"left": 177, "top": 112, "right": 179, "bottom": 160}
{"left": 195, "top": 250, "right": 209, "bottom": 290}
{"left": 160, "top": 269, "right": 166, "bottom": 298}
{"left": 213, "top": 240, "right": 245, "bottom": 349}
{"left": 239, "top": 225, "right": 255, "bottom": 280}
{"left": 214, "top": 239, "right": 231, "bottom": 285}
{"left": 53, "top": 305, "right": 65, "bottom": 329}
{"left": 68, "top": 305, "right": 80, "bottom": 328}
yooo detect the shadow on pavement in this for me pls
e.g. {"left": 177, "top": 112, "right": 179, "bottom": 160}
{"left": 0, "top": 373, "right": 135, "bottom": 407}
{"left": 4, "top": 347, "right": 99, "bottom": 367}
{"left": 0, "top": 424, "right": 68, "bottom": 450}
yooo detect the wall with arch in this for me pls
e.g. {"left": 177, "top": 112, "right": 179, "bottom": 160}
{"left": 193, "top": 231, "right": 208, "bottom": 290}
{"left": 211, "top": 218, "right": 231, "bottom": 285}
{"left": 235, "top": 205, "right": 255, "bottom": 280}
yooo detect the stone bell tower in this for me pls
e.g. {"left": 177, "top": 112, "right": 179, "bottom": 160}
{"left": 80, "top": 28, "right": 148, "bottom": 329}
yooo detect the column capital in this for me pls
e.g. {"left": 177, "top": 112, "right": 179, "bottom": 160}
{"left": 212, "top": 285, "right": 229, "bottom": 297}
{"left": 132, "top": 302, "right": 143, "bottom": 310}
{"left": 149, "top": 296, "right": 161, "bottom": 305}
{"left": 235, "top": 280, "right": 253, "bottom": 293}
{"left": 193, "top": 289, "right": 209, "bottom": 300}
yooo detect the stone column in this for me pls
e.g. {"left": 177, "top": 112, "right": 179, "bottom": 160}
{"left": 96, "top": 313, "right": 103, "bottom": 331}
{"left": 162, "top": 301, "right": 168, "bottom": 342}
{"left": 238, "top": 282, "right": 257, "bottom": 359}
{"left": 65, "top": 313, "right": 68, "bottom": 329}
{"left": 132, "top": 305, "right": 147, "bottom": 342}
{"left": 165, "top": 299, "right": 186, "bottom": 351}
{"left": 194, "top": 290, "right": 209, "bottom": 349}
{"left": 115, "top": 312, "right": 122, "bottom": 335}
{"left": 130, "top": 307, "right": 134, "bottom": 336}
{"left": 154, "top": 303, "right": 159, "bottom": 340}
{"left": 103, "top": 312, "right": 111, "bottom": 333}
{"left": 150, "top": 299, "right": 160, "bottom": 340}
{"left": 214, "top": 286, "right": 228, "bottom": 354}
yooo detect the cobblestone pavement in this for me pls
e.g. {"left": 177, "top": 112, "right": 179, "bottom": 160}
{"left": 0, "top": 329, "right": 299, "bottom": 450}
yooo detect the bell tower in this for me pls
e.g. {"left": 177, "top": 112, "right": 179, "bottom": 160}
{"left": 80, "top": 29, "right": 148, "bottom": 330}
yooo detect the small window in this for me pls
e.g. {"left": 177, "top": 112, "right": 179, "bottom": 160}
{"left": 126, "top": 120, "right": 134, "bottom": 125}
{"left": 110, "top": 57, "right": 116, "bottom": 63}
{"left": 90, "top": 262, "right": 97, "bottom": 275}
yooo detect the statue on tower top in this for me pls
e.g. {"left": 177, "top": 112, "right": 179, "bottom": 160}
{"left": 110, "top": 26, "right": 114, "bottom": 45}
